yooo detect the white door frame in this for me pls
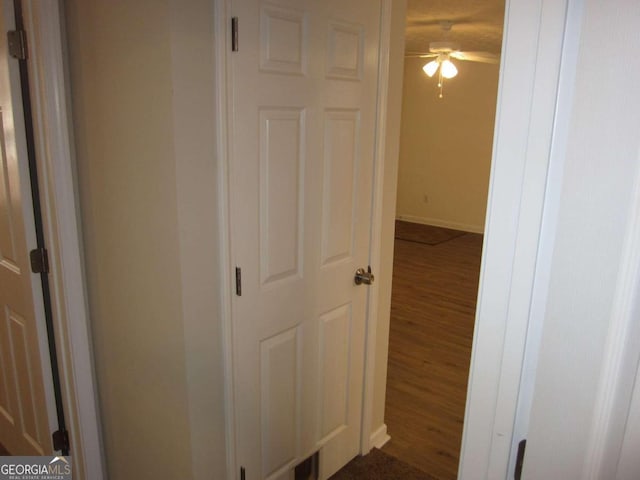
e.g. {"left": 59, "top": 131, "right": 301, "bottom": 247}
{"left": 16, "top": 1, "right": 105, "bottom": 478}
{"left": 358, "top": 0, "right": 398, "bottom": 453}
{"left": 456, "top": 0, "right": 575, "bottom": 476}
{"left": 212, "top": 0, "right": 236, "bottom": 478}
{"left": 213, "top": 0, "right": 575, "bottom": 479}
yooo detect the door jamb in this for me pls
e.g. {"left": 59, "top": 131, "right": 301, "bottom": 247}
{"left": 213, "top": 0, "right": 236, "bottom": 478}
{"left": 359, "top": 0, "right": 397, "bottom": 453}
{"left": 458, "top": 0, "right": 573, "bottom": 477}
{"left": 20, "top": 1, "right": 105, "bottom": 478}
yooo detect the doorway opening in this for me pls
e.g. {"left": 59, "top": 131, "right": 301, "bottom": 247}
{"left": 380, "top": 1, "right": 506, "bottom": 479}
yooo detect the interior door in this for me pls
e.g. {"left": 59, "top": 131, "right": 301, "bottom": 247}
{"left": 0, "top": 0, "right": 53, "bottom": 456}
{"left": 229, "top": 0, "right": 381, "bottom": 478}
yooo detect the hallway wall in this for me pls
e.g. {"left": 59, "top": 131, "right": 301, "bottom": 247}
{"left": 64, "top": 1, "right": 226, "bottom": 478}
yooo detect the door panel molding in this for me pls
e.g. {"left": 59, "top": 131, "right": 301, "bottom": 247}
{"left": 258, "top": 107, "right": 305, "bottom": 286}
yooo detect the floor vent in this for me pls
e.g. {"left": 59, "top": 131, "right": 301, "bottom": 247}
{"left": 295, "top": 452, "right": 319, "bottom": 480}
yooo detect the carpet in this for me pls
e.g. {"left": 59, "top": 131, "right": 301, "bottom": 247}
{"left": 330, "top": 448, "right": 440, "bottom": 480}
{"left": 394, "top": 221, "right": 466, "bottom": 246}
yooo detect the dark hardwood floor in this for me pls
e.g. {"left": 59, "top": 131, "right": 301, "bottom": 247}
{"left": 382, "top": 222, "right": 483, "bottom": 480}
{"left": 0, "top": 441, "right": 10, "bottom": 455}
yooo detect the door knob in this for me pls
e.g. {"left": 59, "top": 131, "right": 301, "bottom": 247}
{"left": 354, "top": 266, "right": 375, "bottom": 285}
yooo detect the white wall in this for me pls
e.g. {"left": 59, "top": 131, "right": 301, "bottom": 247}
{"left": 617, "top": 360, "right": 640, "bottom": 479}
{"left": 396, "top": 58, "right": 499, "bottom": 233}
{"left": 168, "top": 2, "right": 227, "bottom": 478}
{"left": 64, "top": 1, "right": 226, "bottom": 478}
{"left": 523, "top": 0, "right": 640, "bottom": 477}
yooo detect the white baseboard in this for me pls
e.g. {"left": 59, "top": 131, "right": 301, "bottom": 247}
{"left": 369, "top": 424, "right": 391, "bottom": 450}
{"left": 396, "top": 213, "right": 485, "bottom": 234}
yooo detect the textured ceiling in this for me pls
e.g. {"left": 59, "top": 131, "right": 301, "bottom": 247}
{"left": 405, "top": 0, "right": 506, "bottom": 55}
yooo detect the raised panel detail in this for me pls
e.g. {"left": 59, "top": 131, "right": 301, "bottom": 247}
{"left": 0, "top": 108, "right": 20, "bottom": 273}
{"left": 261, "top": 327, "right": 300, "bottom": 477}
{"left": 318, "top": 304, "right": 351, "bottom": 440}
{"left": 0, "top": 308, "right": 16, "bottom": 425}
{"left": 326, "top": 21, "right": 364, "bottom": 80}
{"left": 260, "top": 5, "right": 307, "bottom": 75}
{"left": 260, "top": 108, "right": 305, "bottom": 286}
{"left": 321, "top": 110, "right": 359, "bottom": 266}
{"left": 7, "top": 310, "right": 43, "bottom": 453}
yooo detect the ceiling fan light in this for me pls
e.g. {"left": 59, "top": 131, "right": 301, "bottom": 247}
{"left": 422, "top": 60, "right": 439, "bottom": 77}
{"left": 440, "top": 59, "right": 458, "bottom": 79}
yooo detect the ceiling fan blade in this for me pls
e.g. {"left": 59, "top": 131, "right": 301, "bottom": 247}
{"left": 405, "top": 17, "right": 475, "bottom": 28}
{"left": 404, "top": 52, "right": 438, "bottom": 58}
{"left": 451, "top": 51, "right": 500, "bottom": 64}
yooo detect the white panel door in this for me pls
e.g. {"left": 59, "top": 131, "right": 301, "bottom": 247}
{"left": 229, "top": 0, "right": 381, "bottom": 478}
{"left": 0, "top": 0, "right": 53, "bottom": 456}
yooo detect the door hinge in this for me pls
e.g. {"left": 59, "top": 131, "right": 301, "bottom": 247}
{"left": 7, "top": 30, "right": 27, "bottom": 60}
{"left": 30, "top": 247, "right": 49, "bottom": 274}
{"left": 240, "top": 466, "right": 245, "bottom": 480}
{"left": 231, "top": 17, "right": 239, "bottom": 52}
{"left": 52, "top": 428, "right": 69, "bottom": 453}
{"left": 514, "top": 439, "right": 526, "bottom": 480}
{"left": 235, "top": 267, "right": 242, "bottom": 296}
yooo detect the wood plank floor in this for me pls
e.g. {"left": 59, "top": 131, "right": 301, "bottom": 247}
{"left": 382, "top": 223, "right": 483, "bottom": 480}
{"left": 0, "top": 442, "right": 10, "bottom": 455}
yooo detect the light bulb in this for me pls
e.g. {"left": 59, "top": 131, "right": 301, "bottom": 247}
{"left": 440, "top": 59, "right": 458, "bottom": 79}
{"left": 422, "top": 60, "right": 439, "bottom": 77}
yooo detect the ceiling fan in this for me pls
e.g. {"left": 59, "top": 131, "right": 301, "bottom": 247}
{"left": 405, "top": 21, "right": 500, "bottom": 98}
